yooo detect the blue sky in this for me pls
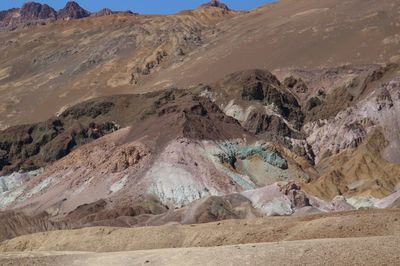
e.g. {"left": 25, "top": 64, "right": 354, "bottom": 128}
{"left": 0, "top": 1, "right": 274, "bottom": 14}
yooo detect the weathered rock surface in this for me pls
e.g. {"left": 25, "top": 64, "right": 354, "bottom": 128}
{"left": 57, "top": 1, "right": 90, "bottom": 20}
{"left": 0, "top": 2, "right": 57, "bottom": 28}
{"left": 200, "top": 0, "right": 230, "bottom": 11}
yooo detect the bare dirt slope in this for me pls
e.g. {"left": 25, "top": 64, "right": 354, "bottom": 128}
{"left": 144, "top": 0, "right": 400, "bottom": 89}
{"left": 2, "top": 0, "right": 400, "bottom": 129}
{"left": 0, "top": 6, "right": 237, "bottom": 129}
{"left": 0, "top": 211, "right": 69, "bottom": 242}
{"left": 2, "top": 69, "right": 400, "bottom": 228}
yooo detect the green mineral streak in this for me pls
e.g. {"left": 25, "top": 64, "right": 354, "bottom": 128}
{"left": 238, "top": 146, "right": 288, "bottom": 169}
{"left": 211, "top": 141, "right": 288, "bottom": 190}
{"left": 0, "top": 179, "right": 6, "bottom": 193}
{"left": 214, "top": 141, "right": 288, "bottom": 170}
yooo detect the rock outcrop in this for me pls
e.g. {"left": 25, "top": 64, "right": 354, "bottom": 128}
{"left": 0, "top": 2, "right": 57, "bottom": 28}
{"left": 20, "top": 2, "right": 57, "bottom": 21}
{"left": 201, "top": 0, "right": 230, "bottom": 11}
{"left": 0, "top": 2, "right": 136, "bottom": 29}
{"left": 91, "top": 8, "right": 114, "bottom": 17}
{"left": 57, "top": 1, "right": 90, "bottom": 20}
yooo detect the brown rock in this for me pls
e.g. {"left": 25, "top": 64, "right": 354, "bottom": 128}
{"left": 57, "top": 1, "right": 90, "bottom": 20}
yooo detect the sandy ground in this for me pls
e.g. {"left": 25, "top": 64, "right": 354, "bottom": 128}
{"left": 0, "top": 209, "right": 399, "bottom": 265}
{"left": 0, "top": 236, "right": 399, "bottom": 266}
{"left": 1, "top": 209, "right": 399, "bottom": 253}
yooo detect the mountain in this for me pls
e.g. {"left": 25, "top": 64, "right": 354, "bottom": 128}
{"left": 1, "top": 0, "right": 399, "bottom": 216}
{"left": 91, "top": 8, "right": 114, "bottom": 17}
{"left": 201, "top": 0, "right": 230, "bottom": 11}
{"left": 57, "top": 1, "right": 90, "bottom": 20}
{"left": 20, "top": 2, "right": 57, "bottom": 21}
{"left": 1, "top": 0, "right": 400, "bottom": 130}
{"left": 0, "top": 1, "right": 127, "bottom": 29}
{"left": 1, "top": 0, "right": 400, "bottom": 264}
{"left": 1, "top": 67, "right": 400, "bottom": 225}
{"left": 0, "top": 2, "right": 57, "bottom": 28}
{"left": 0, "top": 3, "right": 237, "bottom": 130}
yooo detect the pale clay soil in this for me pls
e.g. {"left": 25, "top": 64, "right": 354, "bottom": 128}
{"left": 0, "top": 209, "right": 399, "bottom": 265}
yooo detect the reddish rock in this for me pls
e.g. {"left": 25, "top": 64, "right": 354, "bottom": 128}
{"left": 331, "top": 196, "right": 354, "bottom": 212}
{"left": 0, "top": 2, "right": 57, "bottom": 28}
{"left": 91, "top": 8, "right": 114, "bottom": 17}
{"left": 57, "top": 1, "right": 90, "bottom": 20}
{"left": 201, "top": 0, "right": 230, "bottom": 11}
{"left": 0, "top": 1, "right": 92, "bottom": 28}
{"left": 280, "top": 182, "right": 311, "bottom": 208}
{"left": 20, "top": 2, "right": 57, "bottom": 21}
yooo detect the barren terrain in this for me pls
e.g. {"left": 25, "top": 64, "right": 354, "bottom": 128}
{"left": 0, "top": 209, "right": 399, "bottom": 265}
{"left": 1, "top": 1, "right": 400, "bottom": 265}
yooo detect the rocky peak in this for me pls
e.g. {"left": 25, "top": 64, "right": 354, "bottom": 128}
{"left": 91, "top": 8, "right": 114, "bottom": 17}
{"left": 0, "top": 2, "right": 57, "bottom": 28}
{"left": 201, "top": 0, "right": 230, "bottom": 11}
{"left": 58, "top": 1, "right": 91, "bottom": 20}
{"left": 20, "top": 2, "right": 57, "bottom": 20}
{"left": 91, "top": 9, "right": 137, "bottom": 18}
{"left": 0, "top": 9, "right": 18, "bottom": 28}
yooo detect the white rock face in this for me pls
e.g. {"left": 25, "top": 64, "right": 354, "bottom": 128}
{"left": 146, "top": 139, "right": 223, "bottom": 208}
{"left": 375, "top": 189, "right": 400, "bottom": 208}
{"left": 146, "top": 137, "right": 313, "bottom": 208}
{"left": 110, "top": 175, "right": 128, "bottom": 193}
{"left": 241, "top": 184, "right": 294, "bottom": 216}
{"left": 345, "top": 190, "right": 400, "bottom": 209}
{"left": 0, "top": 170, "right": 41, "bottom": 193}
{"left": 0, "top": 169, "right": 42, "bottom": 209}
{"left": 223, "top": 100, "right": 256, "bottom": 123}
{"left": 304, "top": 77, "right": 400, "bottom": 163}
{"left": 148, "top": 162, "right": 211, "bottom": 208}
{"left": 259, "top": 197, "right": 293, "bottom": 216}
{"left": 346, "top": 196, "right": 378, "bottom": 209}
{"left": 0, "top": 188, "right": 24, "bottom": 209}
{"left": 26, "top": 176, "right": 54, "bottom": 198}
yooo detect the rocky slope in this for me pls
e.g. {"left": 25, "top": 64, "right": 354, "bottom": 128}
{"left": 0, "top": 211, "right": 69, "bottom": 242}
{"left": 143, "top": 0, "right": 400, "bottom": 90}
{"left": 3, "top": 0, "right": 400, "bottom": 129}
{"left": 0, "top": 72, "right": 319, "bottom": 224}
{"left": 0, "top": 1, "right": 238, "bottom": 130}
{"left": 1, "top": 68, "right": 400, "bottom": 229}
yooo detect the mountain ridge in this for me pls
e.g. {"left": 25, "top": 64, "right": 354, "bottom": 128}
{"left": 0, "top": 0, "right": 232, "bottom": 29}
